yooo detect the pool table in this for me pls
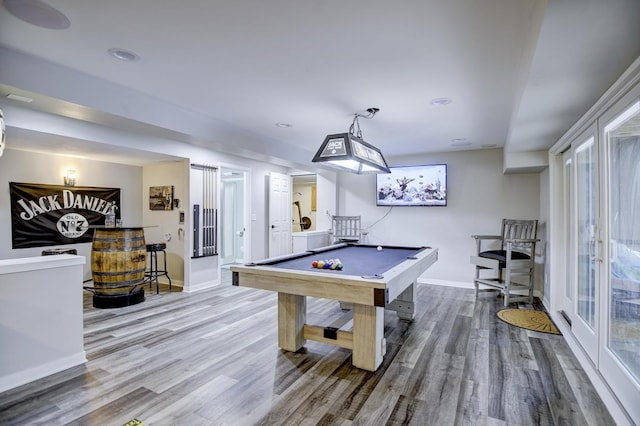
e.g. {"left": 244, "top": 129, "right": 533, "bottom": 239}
{"left": 231, "top": 243, "right": 438, "bottom": 371}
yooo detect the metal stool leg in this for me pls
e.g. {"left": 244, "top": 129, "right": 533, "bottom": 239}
{"left": 146, "top": 251, "right": 152, "bottom": 289}
{"left": 161, "top": 249, "right": 172, "bottom": 291}
{"left": 145, "top": 244, "right": 171, "bottom": 294}
{"left": 156, "top": 251, "right": 161, "bottom": 294}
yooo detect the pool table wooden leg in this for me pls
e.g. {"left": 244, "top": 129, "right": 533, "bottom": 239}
{"left": 352, "top": 304, "right": 385, "bottom": 371}
{"left": 278, "top": 292, "right": 307, "bottom": 352}
{"left": 389, "top": 282, "right": 416, "bottom": 321}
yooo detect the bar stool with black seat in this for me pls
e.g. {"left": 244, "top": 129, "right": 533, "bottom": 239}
{"left": 145, "top": 243, "right": 172, "bottom": 294}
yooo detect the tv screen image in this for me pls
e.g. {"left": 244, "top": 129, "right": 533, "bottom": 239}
{"left": 376, "top": 164, "right": 447, "bottom": 206}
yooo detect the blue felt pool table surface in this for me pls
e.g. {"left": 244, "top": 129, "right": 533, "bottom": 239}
{"left": 256, "top": 244, "right": 427, "bottom": 278}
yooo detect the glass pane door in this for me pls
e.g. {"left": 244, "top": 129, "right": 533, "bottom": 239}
{"left": 575, "top": 137, "right": 598, "bottom": 329}
{"left": 599, "top": 96, "right": 640, "bottom": 423}
{"left": 605, "top": 100, "right": 640, "bottom": 384}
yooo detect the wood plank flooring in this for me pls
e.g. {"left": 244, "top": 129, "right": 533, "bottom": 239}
{"left": 0, "top": 270, "right": 616, "bottom": 425}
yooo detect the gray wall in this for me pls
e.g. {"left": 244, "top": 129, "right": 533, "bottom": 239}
{"left": 0, "top": 148, "right": 143, "bottom": 281}
{"left": 0, "top": 142, "right": 293, "bottom": 279}
{"left": 337, "top": 149, "right": 541, "bottom": 285}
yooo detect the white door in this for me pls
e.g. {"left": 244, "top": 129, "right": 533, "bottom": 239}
{"left": 269, "top": 172, "right": 292, "bottom": 257}
{"left": 571, "top": 128, "right": 600, "bottom": 362}
{"left": 599, "top": 96, "right": 640, "bottom": 422}
{"left": 221, "top": 170, "right": 246, "bottom": 265}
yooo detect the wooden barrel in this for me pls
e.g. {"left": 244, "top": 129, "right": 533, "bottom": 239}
{"left": 91, "top": 228, "right": 147, "bottom": 295}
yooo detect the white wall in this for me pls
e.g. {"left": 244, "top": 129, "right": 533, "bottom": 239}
{"left": 0, "top": 148, "right": 143, "bottom": 281}
{"left": 315, "top": 170, "right": 337, "bottom": 231}
{"left": 0, "top": 141, "right": 294, "bottom": 286}
{"left": 539, "top": 167, "right": 550, "bottom": 303}
{"left": 154, "top": 143, "right": 292, "bottom": 263}
{"left": 142, "top": 161, "right": 188, "bottom": 285}
{"left": 337, "top": 149, "right": 540, "bottom": 285}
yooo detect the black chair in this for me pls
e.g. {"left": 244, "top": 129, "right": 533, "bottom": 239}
{"left": 145, "top": 243, "right": 172, "bottom": 294}
{"left": 471, "top": 219, "right": 538, "bottom": 306}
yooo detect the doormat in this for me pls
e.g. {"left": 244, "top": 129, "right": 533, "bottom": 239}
{"left": 497, "top": 309, "right": 561, "bottom": 335}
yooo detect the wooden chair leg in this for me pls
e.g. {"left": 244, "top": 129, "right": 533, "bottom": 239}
{"left": 503, "top": 267, "right": 511, "bottom": 307}
{"left": 528, "top": 267, "right": 534, "bottom": 304}
{"left": 474, "top": 266, "right": 480, "bottom": 297}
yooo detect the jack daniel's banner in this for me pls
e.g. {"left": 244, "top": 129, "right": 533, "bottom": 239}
{"left": 9, "top": 182, "right": 121, "bottom": 249}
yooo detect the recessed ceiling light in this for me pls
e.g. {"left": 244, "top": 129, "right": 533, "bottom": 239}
{"left": 481, "top": 144, "right": 498, "bottom": 148}
{"left": 451, "top": 141, "right": 472, "bottom": 147}
{"left": 6, "top": 93, "right": 33, "bottom": 103}
{"left": 275, "top": 122, "right": 293, "bottom": 128}
{"left": 430, "top": 97, "right": 453, "bottom": 106}
{"left": 451, "top": 138, "right": 467, "bottom": 143}
{"left": 108, "top": 48, "right": 140, "bottom": 62}
{"left": 4, "top": 0, "right": 71, "bottom": 30}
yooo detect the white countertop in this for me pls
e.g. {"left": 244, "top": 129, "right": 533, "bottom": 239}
{"left": 0, "top": 254, "right": 85, "bottom": 275}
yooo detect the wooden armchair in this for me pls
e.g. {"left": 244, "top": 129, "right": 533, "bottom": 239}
{"left": 471, "top": 219, "right": 538, "bottom": 306}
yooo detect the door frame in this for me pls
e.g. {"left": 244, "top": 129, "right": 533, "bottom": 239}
{"left": 219, "top": 164, "right": 251, "bottom": 266}
{"left": 569, "top": 124, "right": 600, "bottom": 363}
{"left": 597, "top": 86, "right": 640, "bottom": 423}
{"left": 268, "top": 171, "right": 292, "bottom": 257}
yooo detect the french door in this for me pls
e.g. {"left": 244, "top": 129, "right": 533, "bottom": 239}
{"left": 561, "top": 150, "right": 574, "bottom": 317}
{"left": 564, "top": 88, "right": 640, "bottom": 422}
{"left": 598, "top": 94, "right": 640, "bottom": 422}
{"left": 570, "top": 126, "right": 599, "bottom": 361}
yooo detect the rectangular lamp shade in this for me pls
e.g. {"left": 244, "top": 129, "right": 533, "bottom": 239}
{"left": 312, "top": 133, "right": 390, "bottom": 174}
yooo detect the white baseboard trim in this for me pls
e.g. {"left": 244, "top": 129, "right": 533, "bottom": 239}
{"left": 0, "top": 351, "right": 87, "bottom": 393}
{"left": 417, "top": 278, "right": 471, "bottom": 288}
{"left": 183, "top": 278, "right": 220, "bottom": 293}
{"left": 417, "top": 278, "right": 543, "bottom": 300}
{"left": 154, "top": 278, "right": 183, "bottom": 288}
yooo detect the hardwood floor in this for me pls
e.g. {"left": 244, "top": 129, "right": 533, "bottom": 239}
{"left": 0, "top": 270, "right": 616, "bottom": 425}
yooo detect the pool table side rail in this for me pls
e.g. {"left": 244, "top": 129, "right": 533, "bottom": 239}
{"left": 230, "top": 247, "right": 438, "bottom": 307}
{"left": 231, "top": 265, "right": 386, "bottom": 306}
{"left": 382, "top": 248, "right": 438, "bottom": 302}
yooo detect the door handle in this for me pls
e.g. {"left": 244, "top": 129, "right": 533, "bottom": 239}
{"left": 271, "top": 225, "right": 276, "bottom": 229}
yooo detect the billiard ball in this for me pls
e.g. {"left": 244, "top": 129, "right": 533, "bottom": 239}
{"left": 312, "top": 260, "right": 318, "bottom": 268}
{"left": 335, "top": 263, "right": 343, "bottom": 270}
{"left": 377, "top": 246, "right": 383, "bottom": 251}
{"left": 317, "top": 260, "right": 325, "bottom": 268}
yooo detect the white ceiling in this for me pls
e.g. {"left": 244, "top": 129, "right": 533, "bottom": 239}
{"left": 0, "top": 0, "right": 639, "bottom": 168}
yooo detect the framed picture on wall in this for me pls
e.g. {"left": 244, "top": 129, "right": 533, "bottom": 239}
{"left": 149, "top": 185, "right": 174, "bottom": 210}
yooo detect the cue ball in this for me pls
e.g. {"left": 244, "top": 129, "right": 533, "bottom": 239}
{"left": 377, "top": 246, "right": 383, "bottom": 251}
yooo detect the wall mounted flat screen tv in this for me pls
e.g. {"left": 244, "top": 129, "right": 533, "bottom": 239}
{"left": 376, "top": 164, "right": 447, "bottom": 206}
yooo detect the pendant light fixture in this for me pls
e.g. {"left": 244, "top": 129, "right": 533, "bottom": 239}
{"left": 312, "top": 108, "right": 390, "bottom": 174}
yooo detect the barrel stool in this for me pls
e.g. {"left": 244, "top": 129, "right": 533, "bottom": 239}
{"left": 146, "top": 243, "right": 172, "bottom": 294}
{"left": 90, "top": 228, "right": 147, "bottom": 308}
